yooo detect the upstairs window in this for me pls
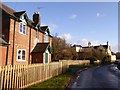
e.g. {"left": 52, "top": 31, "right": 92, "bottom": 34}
{"left": 44, "top": 34, "right": 48, "bottom": 42}
{"left": 17, "top": 49, "right": 26, "bottom": 61}
{"left": 36, "top": 30, "right": 38, "bottom": 38}
{"left": 19, "top": 22, "right": 26, "bottom": 35}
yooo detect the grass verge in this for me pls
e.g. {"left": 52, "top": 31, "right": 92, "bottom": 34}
{"left": 28, "top": 64, "right": 98, "bottom": 89}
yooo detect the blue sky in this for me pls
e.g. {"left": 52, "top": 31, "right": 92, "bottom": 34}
{"left": 3, "top": 2, "right": 118, "bottom": 52}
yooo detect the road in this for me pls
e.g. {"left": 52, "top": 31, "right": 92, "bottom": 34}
{"left": 70, "top": 64, "right": 120, "bottom": 90}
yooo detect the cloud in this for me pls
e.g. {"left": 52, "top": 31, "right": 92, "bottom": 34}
{"left": 96, "top": 12, "right": 100, "bottom": 17}
{"left": 79, "top": 39, "right": 89, "bottom": 46}
{"left": 58, "top": 33, "right": 72, "bottom": 43}
{"left": 63, "top": 33, "right": 72, "bottom": 41}
{"left": 48, "top": 23, "right": 58, "bottom": 31}
{"left": 69, "top": 14, "right": 77, "bottom": 19}
{"left": 96, "top": 12, "right": 106, "bottom": 17}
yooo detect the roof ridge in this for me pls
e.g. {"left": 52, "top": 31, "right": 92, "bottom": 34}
{"left": 0, "top": 2, "right": 16, "bottom": 12}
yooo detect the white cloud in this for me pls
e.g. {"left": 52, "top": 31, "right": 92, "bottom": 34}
{"left": 48, "top": 23, "right": 58, "bottom": 31}
{"left": 69, "top": 14, "right": 77, "bottom": 19}
{"left": 58, "top": 33, "right": 72, "bottom": 43}
{"left": 79, "top": 39, "right": 89, "bottom": 46}
{"left": 96, "top": 12, "right": 106, "bottom": 17}
{"left": 96, "top": 12, "right": 100, "bottom": 17}
{"left": 63, "top": 33, "right": 72, "bottom": 41}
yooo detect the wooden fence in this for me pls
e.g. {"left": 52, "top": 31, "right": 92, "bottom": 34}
{"left": 0, "top": 60, "right": 89, "bottom": 89}
{"left": 60, "top": 60, "right": 90, "bottom": 66}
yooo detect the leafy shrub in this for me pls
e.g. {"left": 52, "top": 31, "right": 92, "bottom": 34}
{"left": 102, "top": 55, "right": 111, "bottom": 64}
{"left": 89, "top": 56, "right": 97, "bottom": 64}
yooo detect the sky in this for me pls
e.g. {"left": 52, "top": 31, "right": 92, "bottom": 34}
{"left": 3, "top": 2, "right": 118, "bottom": 52}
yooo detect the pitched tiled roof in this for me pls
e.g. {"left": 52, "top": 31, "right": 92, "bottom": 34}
{"left": 31, "top": 43, "right": 50, "bottom": 53}
{"left": 41, "top": 26, "right": 50, "bottom": 34}
{"left": 0, "top": 2, "right": 15, "bottom": 17}
{"left": 41, "top": 26, "right": 53, "bottom": 37}
{"left": 14, "top": 11, "right": 26, "bottom": 18}
{"left": 94, "top": 45, "right": 108, "bottom": 49}
{"left": 73, "top": 44, "right": 82, "bottom": 47}
{"left": 82, "top": 46, "right": 90, "bottom": 48}
{"left": 1, "top": 2, "right": 53, "bottom": 37}
{"left": 82, "top": 45, "right": 108, "bottom": 49}
{"left": 41, "top": 26, "right": 48, "bottom": 31}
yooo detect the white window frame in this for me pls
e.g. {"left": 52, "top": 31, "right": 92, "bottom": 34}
{"left": 19, "top": 22, "right": 26, "bottom": 35}
{"left": 36, "top": 30, "right": 38, "bottom": 38}
{"left": 17, "top": 49, "right": 26, "bottom": 62}
{"left": 20, "top": 16, "right": 24, "bottom": 20}
{"left": 44, "top": 32, "right": 48, "bottom": 42}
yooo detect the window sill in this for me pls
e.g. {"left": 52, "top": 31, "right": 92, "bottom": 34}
{"left": 19, "top": 32, "right": 26, "bottom": 35}
{"left": 16, "top": 60, "right": 26, "bottom": 62}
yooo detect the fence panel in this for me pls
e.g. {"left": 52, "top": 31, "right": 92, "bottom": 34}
{"left": 0, "top": 60, "right": 89, "bottom": 89}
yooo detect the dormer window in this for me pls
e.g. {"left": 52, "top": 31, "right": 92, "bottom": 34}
{"left": 36, "top": 30, "right": 38, "bottom": 38}
{"left": 44, "top": 32, "right": 48, "bottom": 42}
{"left": 19, "top": 22, "right": 26, "bottom": 35}
{"left": 44, "top": 35, "right": 48, "bottom": 42}
{"left": 20, "top": 16, "right": 24, "bottom": 20}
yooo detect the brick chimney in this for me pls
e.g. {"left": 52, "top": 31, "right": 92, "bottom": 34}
{"left": 88, "top": 41, "right": 91, "bottom": 47}
{"left": 33, "top": 12, "right": 40, "bottom": 25}
{"left": 107, "top": 41, "right": 108, "bottom": 46}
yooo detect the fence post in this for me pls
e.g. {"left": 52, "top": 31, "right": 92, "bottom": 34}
{"left": 0, "top": 66, "right": 1, "bottom": 89}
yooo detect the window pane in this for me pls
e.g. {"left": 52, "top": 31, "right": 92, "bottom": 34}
{"left": 18, "top": 50, "right": 21, "bottom": 60}
{"left": 18, "top": 50, "right": 21, "bottom": 54}
{"left": 22, "top": 50, "right": 25, "bottom": 55}
{"left": 22, "top": 50, "right": 25, "bottom": 60}
{"left": 22, "top": 56, "right": 25, "bottom": 60}
{"left": 44, "top": 35, "right": 48, "bottom": 42}
{"left": 18, "top": 55, "right": 21, "bottom": 59}
{"left": 23, "top": 25, "right": 26, "bottom": 34}
{"left": 36, "top": 31, "right": 38, "bottom": 38}
{"left": 20, "top": 23, "right": 22, "bottom": 32}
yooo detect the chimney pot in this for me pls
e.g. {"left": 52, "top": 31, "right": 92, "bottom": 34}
{"left": 33, "top": 12, "right": 40, "bottom": 25}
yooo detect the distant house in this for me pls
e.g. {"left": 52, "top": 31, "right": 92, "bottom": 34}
{"left": 0, "top": 2, "right": 53, "bottom": 66}
{"left": 72, "top": 45, "right": 82, "bottom": 52}
{"left": 73, "top": 41, "right": 116, "bottom": 61}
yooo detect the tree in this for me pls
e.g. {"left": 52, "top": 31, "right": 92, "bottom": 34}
{"left": 52, "top": 34, "right": 66, "bottom": 60}
{"left": 52, "top": 34, "right": 78, "bottom": 61}
{"left": 92, "top": 49, "right": 107, "bottom": 61}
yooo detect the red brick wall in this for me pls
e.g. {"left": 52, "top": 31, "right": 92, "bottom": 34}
{"left": 7, "top": 19, "right": 14, "bottom": 65}
{"left": 3, "top": 18, "right": 52, "bottom": 66}
{"left": 0, "top": 46, "right": 7, "bottom": 66}
{"left": 49, "top": 36, "right": 52, "bottom": 47}
{"left": 13, "top": 21, "right": 29, "bottom": 65}
{"left": 7, "top": 19, "right": 30, "bottom": 65}
{"left": 38, "top": 31, "right": 43, "bottom": 42}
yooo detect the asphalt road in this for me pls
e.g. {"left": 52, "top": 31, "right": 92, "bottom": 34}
{"left": 70, "top": 64, "right": 120, "bottom": 90}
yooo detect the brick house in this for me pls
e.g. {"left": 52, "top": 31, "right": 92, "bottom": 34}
{"left": 0, "top": 3, "right": 53, "bottom": 66}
